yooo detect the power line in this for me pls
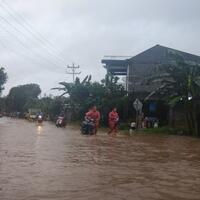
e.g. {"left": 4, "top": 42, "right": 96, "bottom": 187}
{"left": 0, "top": 37, "right": 40, "bottom": 66}
{"left": 0, "top": 15, "right": 64, "bottom": 69}
{"left": 0, "top": 0, "right": 83, "bottom": 82}
{"left": 0, "top": 34, "right": 60, "bottom": 71}
{"left": 0, "top": 12, "right": 64, "bottom": 67}
{"left": 0, "top": 23, "right": 45, "bottom": 66}
{"left": 0, "top": 0, "right": 71, "bottom": 65}
{"left": 66, "top": 63, "right": 81, "bottom": 83}
{"left": 1, "top": 0, "right": 64, "bottom": 54}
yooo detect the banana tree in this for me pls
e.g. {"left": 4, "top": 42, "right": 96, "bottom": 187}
{"left": 51, "top": 76, "right": 93, "bottom": 119}
{"left": 145, "top": 61, "right": 200, "bottom": 136}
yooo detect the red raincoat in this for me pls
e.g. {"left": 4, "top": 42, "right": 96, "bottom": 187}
{"left": 86, "top": 110, "right": 100, "bottom": 134}
{"left": 108, "top": 111, "right": 119, "bottom": 133}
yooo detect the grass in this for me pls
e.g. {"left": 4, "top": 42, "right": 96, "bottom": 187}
{"left": 120, "top": 126, "right": 189, "bottom": 136}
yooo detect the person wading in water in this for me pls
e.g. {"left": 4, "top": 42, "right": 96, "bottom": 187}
{"left": 108, "top": 107, "right": 119, "bottom": 135}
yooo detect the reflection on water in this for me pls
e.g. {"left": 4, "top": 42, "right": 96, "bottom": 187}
{"left": 37, "top": 124, "right": 43, "bottom": 135}
{"left": 0, "top": 117, "right": 200, "bottom": 200}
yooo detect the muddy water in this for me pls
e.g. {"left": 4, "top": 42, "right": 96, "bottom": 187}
{"left": 0, "top": 117, "right": 200, "bottom": 200}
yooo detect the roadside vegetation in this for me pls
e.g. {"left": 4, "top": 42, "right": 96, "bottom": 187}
{"left": 0, "top": 61, "right": 200, "bottom": 137}
{"left": 0, "top": 72, "right": 130, "bottom": 125}
{"left": 146, "top": 60, "right": 200, "bottom": 136}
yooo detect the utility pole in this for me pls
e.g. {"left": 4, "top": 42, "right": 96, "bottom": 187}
{"left": 66, "top": 63, "right": 81, "bottom": 83}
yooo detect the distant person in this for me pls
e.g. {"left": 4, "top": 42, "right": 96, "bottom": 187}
{"left": 108, "top": 107, "right": 119, "bottom": 134}
{"left": 138, "top": 112, "right": 144, "bottom": 128}
{"left": 85, "top": 106, "right": 100, "bottom": 134}
{"left": 129, "top": 121, "right": 136, "bottom": 135}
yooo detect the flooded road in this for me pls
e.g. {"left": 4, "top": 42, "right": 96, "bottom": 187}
{"left": 0, "top": 117, "right": 200, "bottom": 200}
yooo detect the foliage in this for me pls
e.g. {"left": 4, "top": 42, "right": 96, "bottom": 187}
{"left": 6, "top": 83, "right": 41, "bottom": 112}
{"left": 3, "top": 74, "right": 128, "bottom": 124}
{"left": 52, "top": 74, "right": 127, "bottom": 124}
{"left": 0, "top": 67, "right": 8, "bottom": 95}
{"left": 0, "top": 96, "right": 6, "bottom": 112}
{"left": 146, "top": 61, "right": 200, "bottom": 136}
{"left": 48, "top": 96, "right": 69, "bottom": 120}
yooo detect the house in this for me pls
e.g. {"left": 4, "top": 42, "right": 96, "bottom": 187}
{"left": 102, "top": 45, "right": 200, "bottom": 125}
{"left": 102, "top": 44, "right": 200, "bottom": 94}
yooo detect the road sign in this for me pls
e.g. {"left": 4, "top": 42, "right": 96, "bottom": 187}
{"left": 133, "top": 98, "right": 143, "bottom": 111}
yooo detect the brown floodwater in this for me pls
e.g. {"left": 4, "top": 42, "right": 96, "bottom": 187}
{"left": 0, "top": 117, "right": 200, "bottom": 200}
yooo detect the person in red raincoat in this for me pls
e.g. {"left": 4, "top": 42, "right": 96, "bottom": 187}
{"left": 108, "top": 107, "right": 119, "bottom": 134}
{"left": 85, "top": 106, "right": 100, "bottom": 134}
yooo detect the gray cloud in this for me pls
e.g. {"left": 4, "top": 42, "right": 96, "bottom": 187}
{"left": 1, "top": 0, "right": 200, "bottom": 95}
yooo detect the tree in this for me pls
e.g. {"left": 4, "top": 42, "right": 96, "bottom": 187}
{"left": 6, "top": 83, "right": 41, "bottom": 112}
{"left": 146, "top": 61, "right": 200, "bottom": 136}
{"left": 52, "top": 74, "right": 127, "bottom": 123}
{"left": 0, "top": 67, "right": 8, "bottom": 95}
{"left": 0, "top": 96, "right": 6, "bottom": 112}
{"left": 48, "top": 96, "right": 69, "bottom": 120}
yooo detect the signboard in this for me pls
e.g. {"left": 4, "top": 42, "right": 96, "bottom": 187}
{"left": 133, "top": 98, "right": 143, "bottom": 111}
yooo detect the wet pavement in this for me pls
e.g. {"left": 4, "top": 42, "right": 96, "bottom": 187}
{"left": 0, "top": 117, "right": 200, "bottom": 200}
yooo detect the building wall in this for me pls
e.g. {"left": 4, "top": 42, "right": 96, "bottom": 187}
{"left": 127, "top": 63, "right": 161, "bottom": 94}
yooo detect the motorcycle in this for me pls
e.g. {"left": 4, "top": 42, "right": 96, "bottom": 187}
{"left": 56, "top": 116, "right": 66, "bottom": 127}
{"left": 81, "top": 118, "right": 95, "bottom": 135}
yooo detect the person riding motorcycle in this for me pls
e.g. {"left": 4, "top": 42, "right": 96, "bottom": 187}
{"left": 81, "top": 113, "right": 95, "bottom": 135}
{"left": 56, "top": 115, "right": 66, "bottom": 127}
{"left": 37, "top": 112, "right": 43, "bottom": 124}
{"left": 85, "top": 106, "right": 100, "bottom": 134}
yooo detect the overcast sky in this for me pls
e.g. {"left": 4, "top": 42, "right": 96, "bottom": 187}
{"left": 0, "top": 0, "right": 200, "bottom": 96}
